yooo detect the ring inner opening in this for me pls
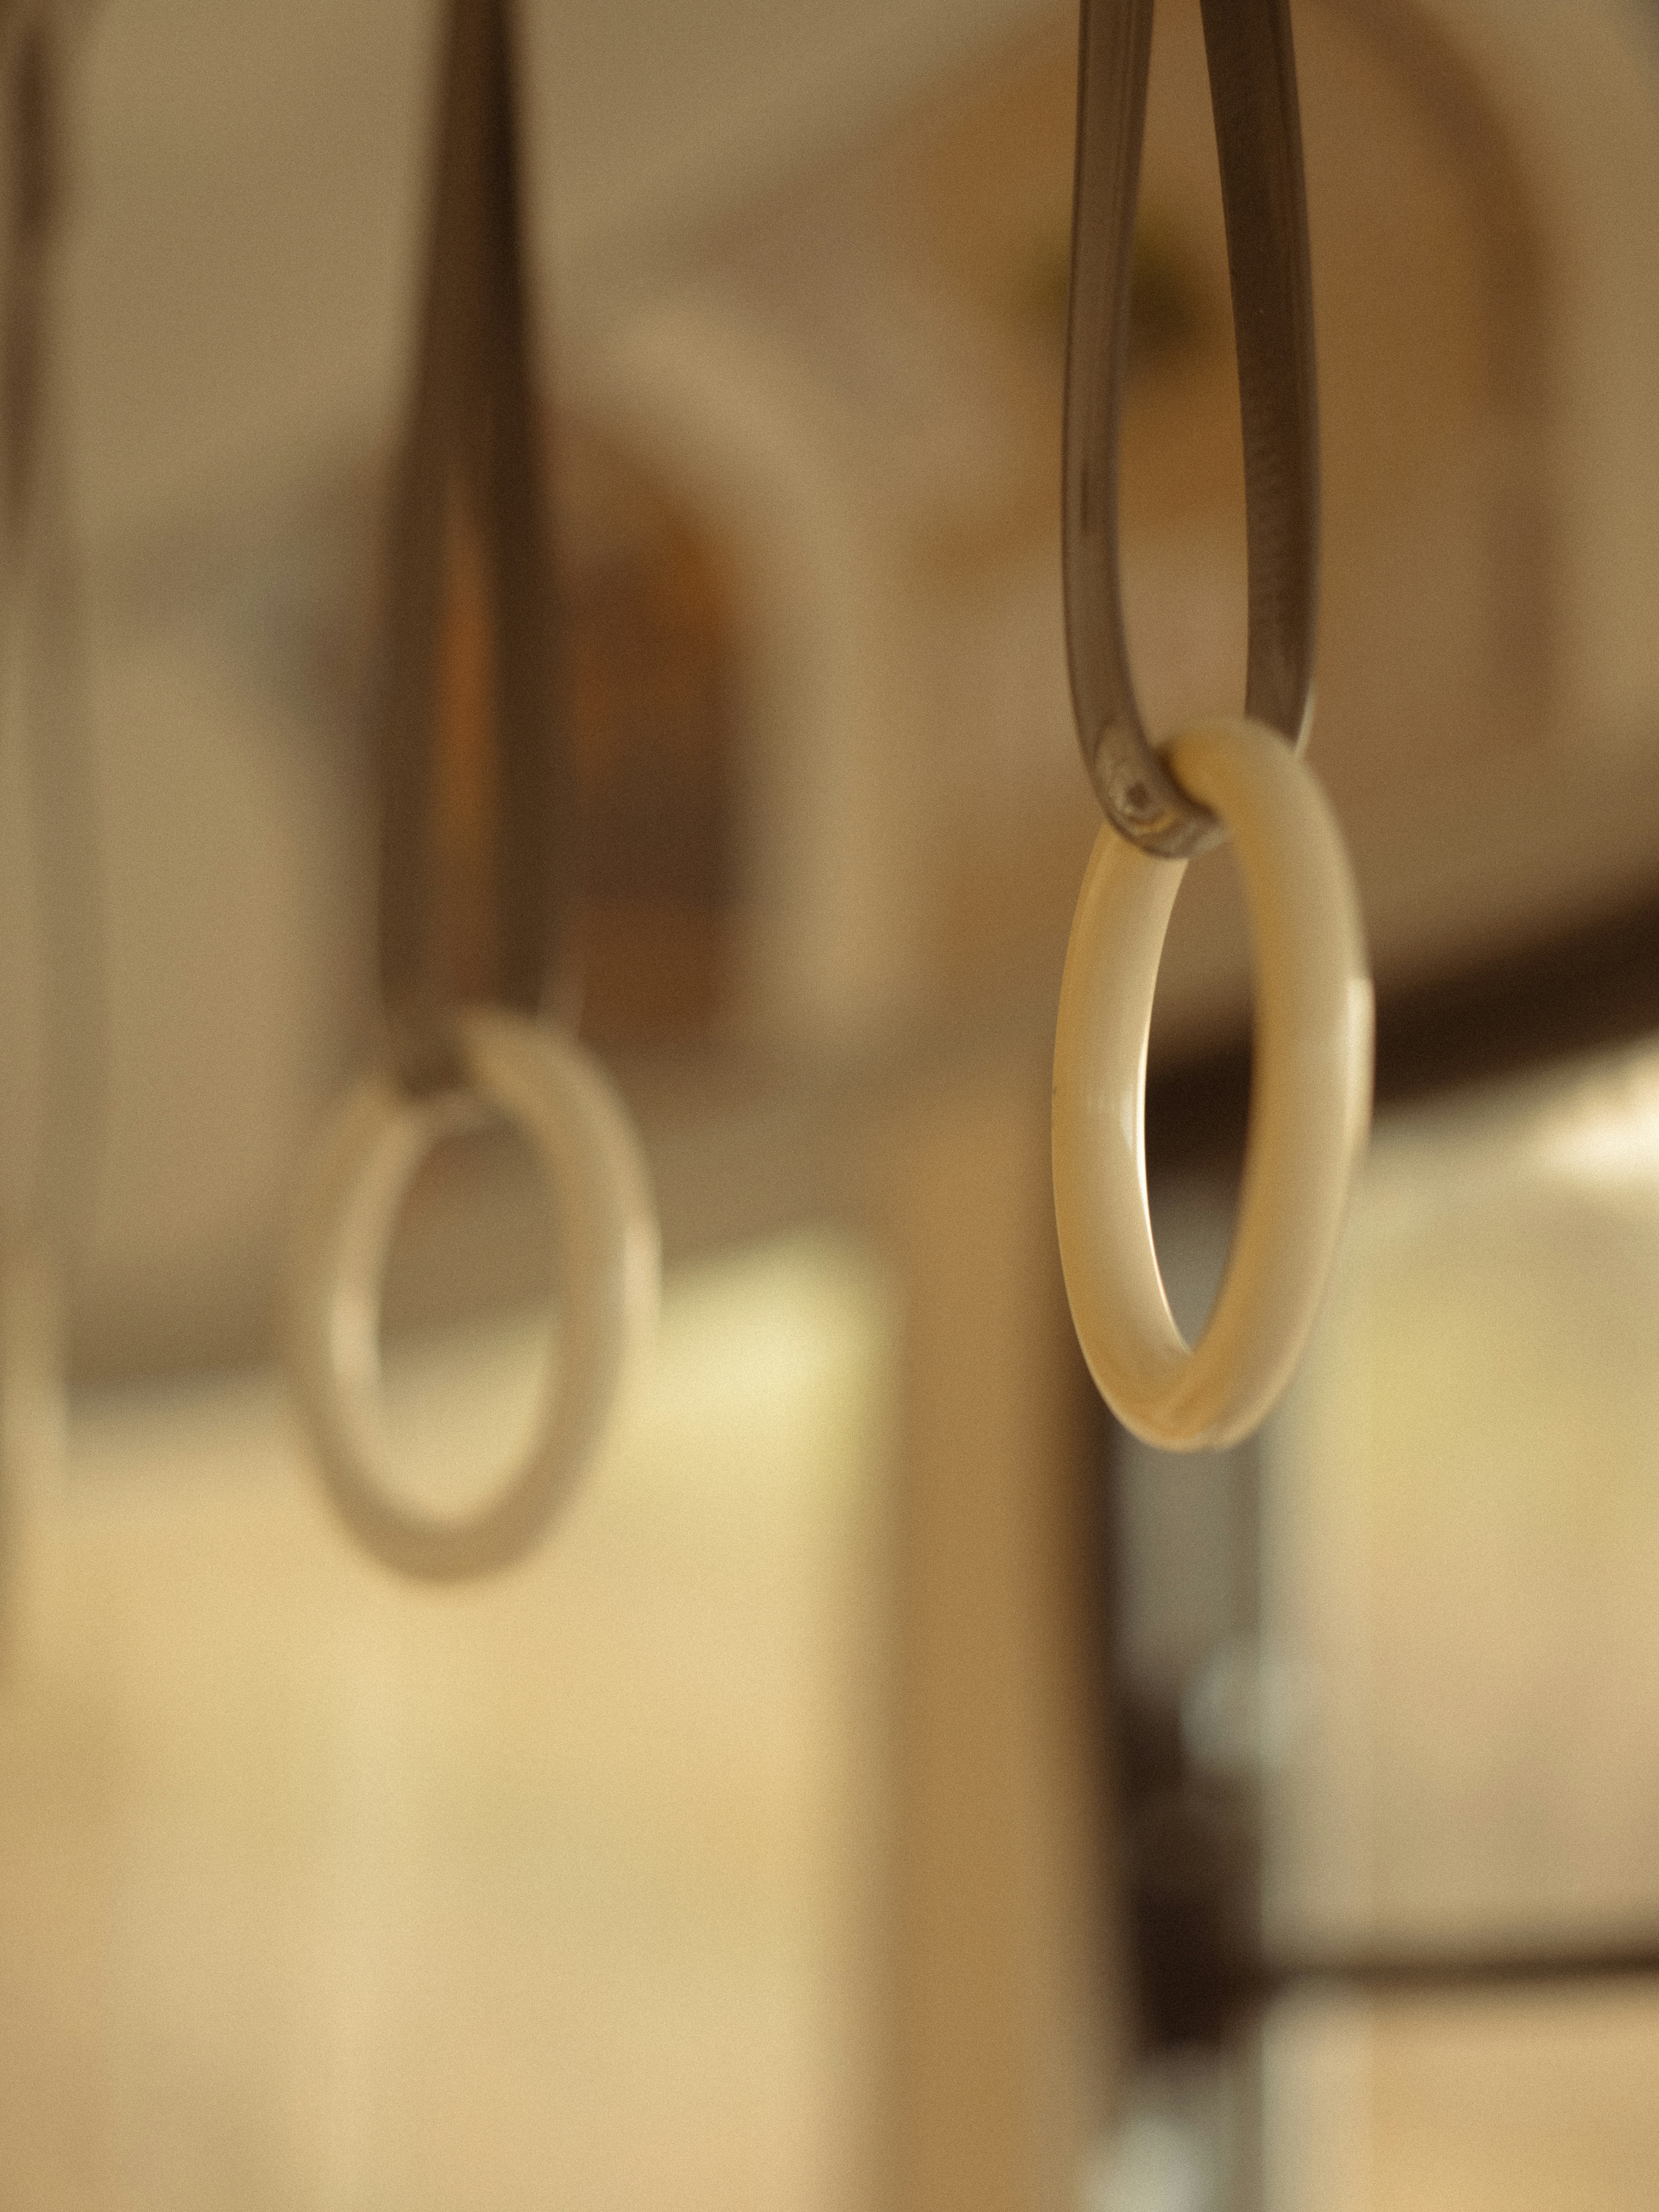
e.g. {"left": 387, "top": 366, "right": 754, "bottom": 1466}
{"left": 373, "top": 1104, "right": 563, "bottom": 1524}
{"left": 1146, "top": 846, "right": 1254, "bottom": 1348}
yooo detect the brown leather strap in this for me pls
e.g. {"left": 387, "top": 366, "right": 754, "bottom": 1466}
{"left": 1063, "top": 0, "right": 1319, "bottom": 857}
{"left": 376, "top": 0, "right": 574, "bottom": 1093}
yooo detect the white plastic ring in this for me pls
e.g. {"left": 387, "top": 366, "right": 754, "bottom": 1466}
{"left": 287, "top": 1007, "right": 659, "bottom": 1580}
{"left": 1053, "top": 717, "right": 1373, "bottom": 1451}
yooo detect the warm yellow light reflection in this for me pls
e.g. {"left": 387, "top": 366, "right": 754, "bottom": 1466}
{"left": 1259, "top": 1039, "right": 1659, "bottom": 2208}
{"left": 0, "top": 1233, "right": 895, "bottom": 2212}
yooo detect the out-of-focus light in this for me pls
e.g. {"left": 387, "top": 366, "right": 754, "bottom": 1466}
{"left": 1532, "top": 1053, "right": 1659, "bottom": 1193}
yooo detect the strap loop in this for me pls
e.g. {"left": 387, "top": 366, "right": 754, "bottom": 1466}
{"left": 376, "top": 0, "right": 574, "bottom": 1095}
{"left": 1064, "top": 0, "right": 1319, "bottom": 857}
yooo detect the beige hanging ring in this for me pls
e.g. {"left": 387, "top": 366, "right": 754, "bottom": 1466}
{"left": 288, "top": 1008, "right": 659, "bottom": 1582}
{"left": 1052, "top": 717, "right": 1373, "bottom": 1450}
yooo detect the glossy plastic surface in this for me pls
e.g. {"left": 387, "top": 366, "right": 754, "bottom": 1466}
{"left": 287, "top": 1007, "right": 659, "bottom": 1580}
{"left": 1052, "top": 717, "right": 1371, "bottom": 1448}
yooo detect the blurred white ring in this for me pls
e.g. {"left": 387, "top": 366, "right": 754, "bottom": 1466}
{"left": 1052, "top": 716, "right": 1373, "bottom": 1451}
{"left": 287, "top": 1007, "right": 659, "bottom": 1580}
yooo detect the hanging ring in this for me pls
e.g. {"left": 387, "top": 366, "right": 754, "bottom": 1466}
{"left": 287, "top": 1007, "right": 659, "bottom": 1581}
{"left": 282, "top": 0, "right": 661, "bottom": 1583}
{"left": 1064, "top": 0, "right": 1319, "bottom": 857}
{"left": 1052, "top": 718, "right": 1371, "bottom": 1450}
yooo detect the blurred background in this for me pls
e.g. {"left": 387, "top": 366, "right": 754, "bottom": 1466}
{"left": 2, "top": 0, "right": 1659, "bottom": 2204}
